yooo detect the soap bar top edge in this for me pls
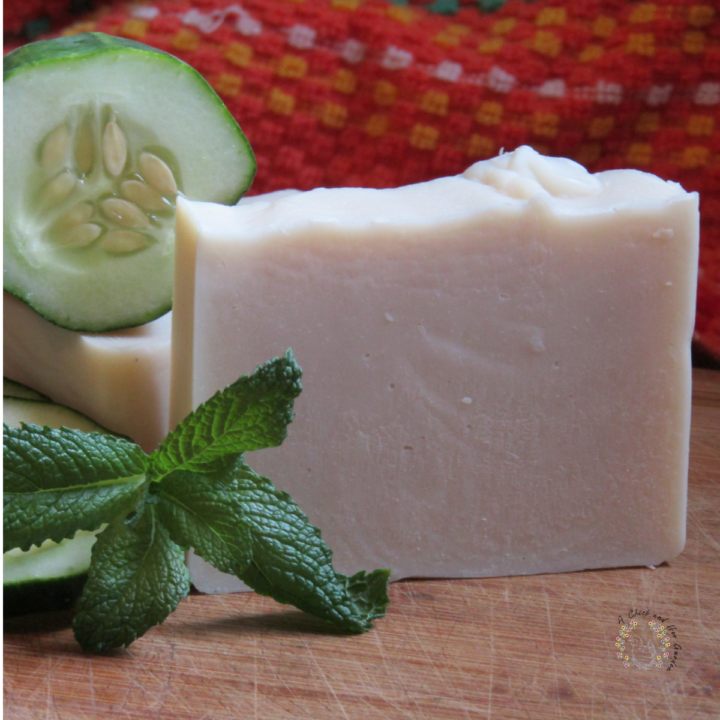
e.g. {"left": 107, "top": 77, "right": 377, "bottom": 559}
{"left": 178, "top": 147, "right": 695, "bottom": 244}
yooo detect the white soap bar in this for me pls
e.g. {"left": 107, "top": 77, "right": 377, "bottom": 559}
{"left": 3, "top": 291, "right": 171, "bottom": 452}
{"left": 173, "top": 146, "right": 696, "bottom": 593}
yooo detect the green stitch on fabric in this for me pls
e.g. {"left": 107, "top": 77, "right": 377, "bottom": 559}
{"left": 428, "top": 0, "right": 459, "bottom": 15}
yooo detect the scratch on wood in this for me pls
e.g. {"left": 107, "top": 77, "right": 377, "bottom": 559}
{"left": 543, "top": 583, "right": 563, "bottom": 719}
{"left": 301, "top": 637, "right": 351, "bottom": 720}
{"left": 487, "top": 604, "right": 494, "bottom": 720}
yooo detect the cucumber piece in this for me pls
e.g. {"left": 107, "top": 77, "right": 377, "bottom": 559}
{"left": 3, "top": 396, "right": 107, "bottom": 432}
{"left": 3, "top": 377, "right": 49, "bottom": 401}
{"left": 4, "top": 532, "right": 100, "bottom": 618}
{"left": 3, "top": 395, "right": 113, "bottom": 616}
{"left": 4, "top": 32, "right": 255, "bottom": 332}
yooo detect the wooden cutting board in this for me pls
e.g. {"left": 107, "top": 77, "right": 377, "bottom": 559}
{"left": 5, "top": 369, "right": 719, "bottom": 720}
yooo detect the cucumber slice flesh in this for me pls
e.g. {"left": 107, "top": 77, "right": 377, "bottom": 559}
{"left": 3, "top": 395, "right": 112, "bottom": 616}
{"left": 4, "top": 33, "right": 255, "bottom": 332}
{"left": 3, "top": 377, "right": 49, "bottom": 401}
{"left": 3, "top": 397, "right": 108, "bottom": 432}
{"left": 4, "top": 531, "right": 99, "bottom": 585}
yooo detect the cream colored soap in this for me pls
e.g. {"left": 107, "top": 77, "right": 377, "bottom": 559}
{"left": 173, "top": 147, "right": 698, "bottom": 594}
{"left": 3, "top": 291, "right": 170, "bottom": 452}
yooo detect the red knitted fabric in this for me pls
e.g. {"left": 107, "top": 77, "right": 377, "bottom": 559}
{"left": 5, "top": 0, "right": 720, "bottom": 359}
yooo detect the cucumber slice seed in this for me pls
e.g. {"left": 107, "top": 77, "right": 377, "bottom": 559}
{"left": 31, "top": 109, "right": 179, "bottom": 256}
{"left": 4, "top": 32, "right": 256, "bottom": 332}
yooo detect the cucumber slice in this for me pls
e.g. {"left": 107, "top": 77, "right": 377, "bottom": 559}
{"left": 4, "top": 32, "right": 255, "bottom": 332}
{"left": 4, "top": 532, "right": 100, "bottom": 618}
{"left": 3, "top": 395, "right": 112, "bottom": 616}
{"left": 3, "top": 396, "right": 107, "bottom": 432}
{"left": 3, "top": 377, "right": 49, "bottom": 401}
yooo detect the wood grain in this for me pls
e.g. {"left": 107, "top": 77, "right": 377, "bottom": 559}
{"left": 5, "top": 369, "right": 720, "bottom": 720}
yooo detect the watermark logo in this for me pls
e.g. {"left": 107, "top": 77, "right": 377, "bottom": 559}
{"left": 615, "top": 609, "right": 681, "bottom": 671}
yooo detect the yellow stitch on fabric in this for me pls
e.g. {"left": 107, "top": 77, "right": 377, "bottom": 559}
{"left": 682, "top": 31, "right": 705, "bottom": 54}
{"left": 627, "top": 143, "right": 652, "bottom": 166}
{"left": 420, "top": 91, "right": 449, "bottom": 117}
{"left": 579, "top": 45, "right": 604, "bottom": 63}
{"left": 688, "top": 6, "right": 715, "bottom": 27}
{"left": 475, "top": 102, "right": 503, "bottom": 126}
{"left": 627, "top": 33, "right": 655, "bottom": 56}
{"left": 332, "top": 0, "right": 360, "bottom": 9}
{"left": 226, "top": 43, "right": 253, "bottom": 68}
{"left": 467, "top": 134, "right": 495, "bottom": 157}
{"left": 334, "top": 69, "right": 357, "bottom": 94}
{"left": 478, "top": 38, "right": 504, "bottom": 54}
{"left": 448, "top": 24, "right": 471, "bottom": 36}
{"left": 374, "top": 81, "right": 398, "bottom": 106}
{"left": 636, "top": 113, "right": 660, "bottom": 133}
{"left": 593, "top": 16, "right": 617, "bottom": 38}
{"left": 410, "top": 125, "right": 439, "bottom": 150}
{"left": 120, "top": 19, "right": 147, "bottom": 39}
{"left": 536, "top": 8, "right": 567, "bottom": 27}
{"left": 62, "top": 22, "right": 96, "bottom": 36}
{"left": 387, "top": 6, "right": 417, "bottom": 24}
{"left": 172, "top": 29, "right": 200, "bottom": 52}
{"left": 629, "top": 4, "right": 656, "bottom": 24}
{"left": 435, "top": 33, "right": 461, "bottom": 48}
{"left": 681, "top": 146, "right": 709, "bottom": 168}
{"left": 492, "top": 18, "right": 517, "bottom": 35}
{"left": 531, "top": 31, "right": 562, "bottom": 57}
{"left": 365, "top": 115, "right": 389, "bottom": 138}
{"left": 212, "top": 74, "right": 242, "bottom": 97}
{"left": 268, "top": 88, "right": 296, "bottom": 115}
{"left": 321, "top": 103, "right": 348, "bottom": 129}
{"left": 532, "top": 113, "right": 559, "bottom": 138}
{"left": 687, "top": 115, "right": 715, "bottom": 136}
{"left": 589, "top": 117, "right": 615, "bottom": 139}
{"left": 277, "top": 55, "right": 308, "bottom": 79}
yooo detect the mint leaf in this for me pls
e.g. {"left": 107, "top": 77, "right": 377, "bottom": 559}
{"left": 150, "top": 350, "right": 301, "bottom": 481}
{"left": 207, "top": 458, "right": 390, "bottom": 632}
{"left": 73, "top": 506, "right": 190, "bottom": 652}
{"left": 3, "top": 424, "right": 147, "bottom": 551}
{"left": 155, "top": 470, "right": 252, "bottom": 577}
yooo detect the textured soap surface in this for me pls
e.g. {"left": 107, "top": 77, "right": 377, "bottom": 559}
{"left": 174, "top": 147, "right": 699, "bottom": 593}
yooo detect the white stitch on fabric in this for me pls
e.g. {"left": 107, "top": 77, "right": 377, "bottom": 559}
{"left": 130, "top": 5, "right": 159, "bottom": 20}
{"left": 694, "top": 82, "right": 720, "bottom": 105}
{"left": 646, "top": 84, "right": 673, "bottom": 106}
{"left": 596, "top": 80, "right": 623, "bottom": 105}
{"left": 287, "top": 24, "right": 316, "bottom": 50}
{"left": 179, "top": 4, "right": 262, "bottom": 36}
{"left": 341, "top": 39, "right": 366, "bottom": 64}
{"left": 486, "top": 66, "right": 516, "bottom": 93}
{"left": 382, "top": 46, "right": 413, "bottom": 70}
{"left": 537, "top": 79, "right": 566, "bottom": 98}
{"left": 435, "top": 61, "right": 462, "bottom": 83}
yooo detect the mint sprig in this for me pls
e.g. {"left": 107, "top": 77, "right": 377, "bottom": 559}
{"left": 73, "top": 507, "right": 191, "bottom": 652}
{"left": 3, "top": 426, "right": 146, "bottom": 552}
{"left": 158, "top": 459, "right": 390, "bottom": 632}
{"left": 150, "top": 349, "right": 301, "bottom": 480}
{"left": 3, "top": 352, "right": 390, "bottom": 650}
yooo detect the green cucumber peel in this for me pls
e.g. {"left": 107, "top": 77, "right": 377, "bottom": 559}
{"left": 4, "top": 32, "right": 256, "bottom": 332}
{"left": 3, "top": 353, "right": 390, "bottom": 650}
